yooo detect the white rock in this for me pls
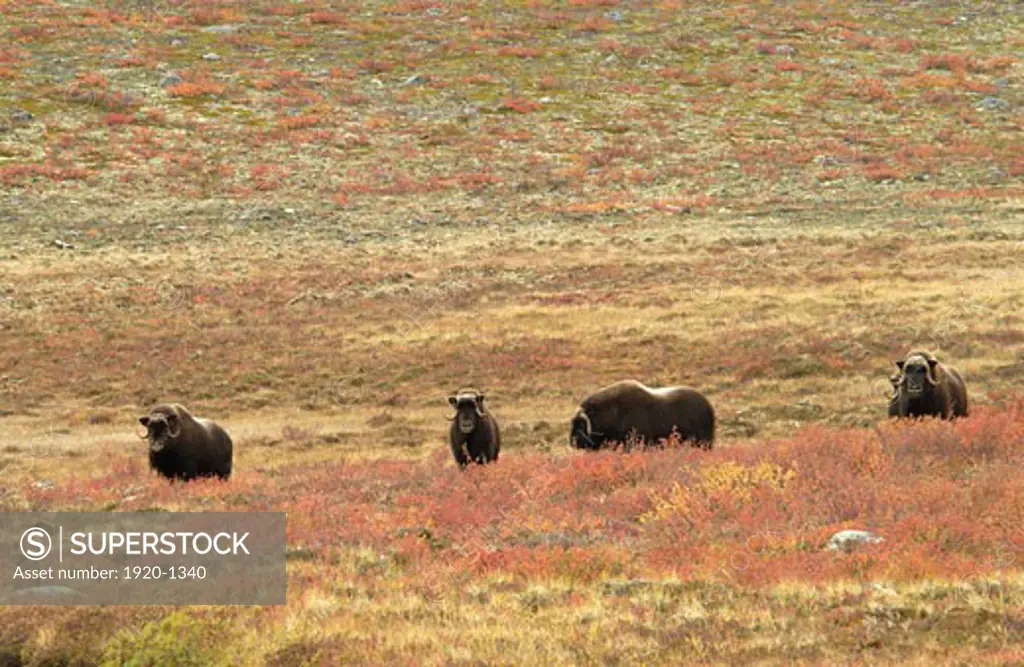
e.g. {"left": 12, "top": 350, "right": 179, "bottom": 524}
{"left": 827, "top": 529, "right": 883, "bottom": 552}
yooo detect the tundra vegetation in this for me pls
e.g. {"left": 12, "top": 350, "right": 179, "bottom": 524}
{"left": 0, "top": 0, "right": 1022, "bottom": 664}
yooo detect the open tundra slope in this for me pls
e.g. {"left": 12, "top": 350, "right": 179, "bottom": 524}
{"left": 0, "top": 0, "right": 1022, "bottom": 664}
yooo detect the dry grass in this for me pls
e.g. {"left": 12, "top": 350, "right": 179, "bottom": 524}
{"left": 1, "top": 0, "right": 1023, "bottom": 663}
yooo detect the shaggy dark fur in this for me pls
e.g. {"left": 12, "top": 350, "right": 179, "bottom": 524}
{"left": 447, "top": 390, "right": 500, "bottom": 468}
{"left": 888, "top": 350, "right": 968, "bottom": 420}
{"left": 138, "top": 403, "right": 233, "bottom": 481}
{"left": 570, "top": 379, "right": 716, "bottom": 450}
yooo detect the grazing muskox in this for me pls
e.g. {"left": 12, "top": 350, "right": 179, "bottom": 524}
{"left": 138, "top": 403, "right": 233, "bottom": 481}
{"left": 887, "top": 350, "right": 968, "bottom": 420}
{"left": 570, "top": 380, "right": 716, "bottom": 450}
{"left": 447, "top": 390, "right": 500, "bottom": 468}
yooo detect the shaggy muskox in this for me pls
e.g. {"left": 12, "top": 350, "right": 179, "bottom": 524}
{"left": 570, "top": 380, "right": 716, "bottom": 450}
{"left": 447, "top": 390, "right": 500, "bottom": 468}
{"left": 138, "top": 403, "right": 233, "bottom": 481}
{"left": 888, "top": 350, "right": 968, "bottom": 420}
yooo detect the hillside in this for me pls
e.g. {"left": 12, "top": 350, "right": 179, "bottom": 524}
{"left": 0, "top": 0, "right": 1022, "bottom": 664}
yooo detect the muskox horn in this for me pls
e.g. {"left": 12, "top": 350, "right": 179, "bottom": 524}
{"left": 925, "top": 359, "right": 939, "bottom": 385}
{"left": 576, "top": 408, "right": 592, "bottom": 435}
{"left": 167, "top": 420, "right": 181, "bottom": 439}
{"left": 137, "top": 416, "right": 151, "bottom": 440}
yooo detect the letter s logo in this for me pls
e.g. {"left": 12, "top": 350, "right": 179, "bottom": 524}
{"left": 20, "top": 527, "right": 52, "bottom": 561}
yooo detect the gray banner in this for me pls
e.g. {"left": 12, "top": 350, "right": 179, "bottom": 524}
{"left": 0, "top": 512, "right": 286, "bottom": 605}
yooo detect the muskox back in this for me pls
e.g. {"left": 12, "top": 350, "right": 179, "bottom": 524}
{"left": 570, "top": 380, "right": 715, "bottom": 450}
{"left": 139, "top": 404, "right": 233, "bottom": 481}
{"left": 888, "top": 351, "right": 968, "bottom": 420}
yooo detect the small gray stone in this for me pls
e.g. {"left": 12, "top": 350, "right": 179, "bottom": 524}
{"left": 10, "top": 109, "right": 33, "bottom": 122}
{"left": 827, "top": 529, "right": 883, "bottom": 552}
{"left": 160, "top": 73, "right": 184, "bottom": 88}
{"left": 201, "top": 53, "right": 221, "bottom": 61}
{"left": 977, "top": 96, "right": 1010, "bottom": 111}
{"left": 201, "top": 24, "right": 237, "bottom": 33}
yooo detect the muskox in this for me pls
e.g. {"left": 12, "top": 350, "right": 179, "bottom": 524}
{"left": 887, "top": 350, "right": 968, "bottom": 420}
{"left": 447, "top": 390, "right": 500, "bottom": 468}
{"left": 570, "top": 380, "right": 716, "bottom": 450}
{"left": 138, "top": 403, "right": 233, "bottom": 481}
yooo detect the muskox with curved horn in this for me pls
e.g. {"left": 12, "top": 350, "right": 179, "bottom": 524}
{"left": 138, "top": 403, "right": 233, "bottom": 481}
{"left": 570, "top": 380, "right": 715, "bottom": 450}
{"left": 447, "top": 389, "right": 500, "bottom": 468}
{"left": 887, "top": 350, "right": 968, "bottom": 420}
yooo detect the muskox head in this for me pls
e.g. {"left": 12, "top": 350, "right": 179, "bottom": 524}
{"left": 569, "top": 406, "right": 602, "bottom": 450}
{"left": 893, "top": 351, "right": 939, "bottom": 397}
{"left": 448, "top": 391, "right": 486, "bottom": 434}
{"left": 138, "top": 404, "right": 182, "bottom": 453}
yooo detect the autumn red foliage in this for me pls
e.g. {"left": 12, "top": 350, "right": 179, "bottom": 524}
{"left": 10, "top": 399, "right": 1023, "bottom": 592}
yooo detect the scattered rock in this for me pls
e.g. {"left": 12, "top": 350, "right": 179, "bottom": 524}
{"left": 160, "top": 72, "right": 184, "bottom": 88}
{"left": 51, "top": 240, "right": 73, "bottom": 250}
{"left": 202, "top": 53, "right": 221, "bottom": 61}
{"left": 604, "top": 10, "right": 624, "bottom": 22}
{"left": 201, "top": 24, "right": 237, "bottom": 33}
{"left": 977, "top": 96, "right": 1009, "bottom": 111}
{"left": 400, "top": 74, "right": 428, "bottom": 86}
{"left": 870, "top": 582, "right": 898, "bottom": 596}
{"left": 827, "top": 529, "right": 883, "bottom": 552}
{"left": 10, "top": 109, "right": 33, "bottom": 123}
{"left": 776, "top": 44, "right": 796, "bottom": 55}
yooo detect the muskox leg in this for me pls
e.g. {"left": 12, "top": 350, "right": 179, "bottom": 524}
{"left": 180, "top": 461, "right": 199, "bottom": 482}
{"left": 450, "top": 441, "right": 469, "bottom": 469}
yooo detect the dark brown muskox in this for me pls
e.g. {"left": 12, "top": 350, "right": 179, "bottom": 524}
{"left": 570, "top": 380, "right": 715, "bottom": 450}
{"left": 447, "top": 390, "right": 500, "bottom": 468}
{"left": 138, "top": 403, "right": 233, "bottom": 481}
{"left": 887, "top": 350, "right": 968, "bottom": 420}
